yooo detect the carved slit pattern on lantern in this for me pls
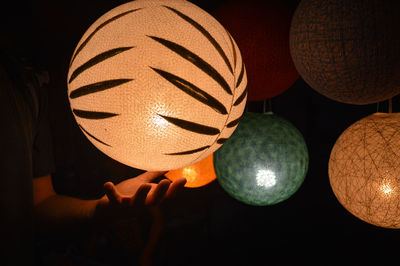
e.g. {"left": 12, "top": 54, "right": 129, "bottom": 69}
{"left": 235, "top": 61, "right": 245, "bottom": 88}
{"left": 70, "top": 8, "right": 141, "bottom": 66}
{"left": 148, "top": 36, "right": 232, "bottom": 95}
{"left": 151, "top": 67, "right": 228, "bottom": 114}
{"left": 234, "top": 85, "right": 247, "bottom": 106}
{"left": 158, "top": 115, "right": 220, "bottom": 135}
{"left": 227, "top": 115, "right": 242, "bottom": 128}
{"left": 148, "top": 12, "right": 247, "bottom": 155}
{"left": 78, "top": 124, "right": 111, "bottom": 147}
{"left": 72, "top": 109, "right": 119, "bottom": 120}
{"left": 69, "top": 47, "right": 134, "bottom": 84}
{"left": 227, "top": 32, "right": 237, "bottom": 71}
{"left": 225, "top": 29, "right": 247, "bottom": 107}
{"left": 165, "top": 145, "right": 211, "bottom": 155}
{"left": 163, "top": 5, "right": 234, "bottom": 74}
{"left": 216, "top": 138, "right": 228, "bottom": 144}
{"left": 69, "top": 79, "right": 133, "bottom": 99}
{"left": 216, "top": 55, "right": 247, "bottom": 144}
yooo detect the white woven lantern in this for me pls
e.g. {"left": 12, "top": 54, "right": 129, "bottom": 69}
{"left": 67, "top": 0, "right": 247, "bottom": 171}
{"left": 329, "top": 113, "right": 400, "bottom": 228}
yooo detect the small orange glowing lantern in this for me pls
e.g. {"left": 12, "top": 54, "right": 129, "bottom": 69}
{"left": 67, "top": 0, "right": 247, "bottom": 171}
{"left": 165, "top": 154, "right": 216, "bottom": 188}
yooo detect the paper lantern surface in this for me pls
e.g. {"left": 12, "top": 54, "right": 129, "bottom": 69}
{"left": 213, "top": 0, "right": 298, "bottom": 101}
{"left": 290, "top": 0, "right": 400, "bottom": 105}
{"left": 329, "top": 113, "right": 400, "bottom": 228}
{"left": 214, "top": 112, "right": 308, "bottom": 206}
{"left": 165, "top": 153, "right": 216, "bottom": 188}
{"left": 67, "top": 0, "right": 247, "bottom": 171}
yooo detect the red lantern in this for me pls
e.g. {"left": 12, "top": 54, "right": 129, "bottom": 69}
{"left": 213, "top": 0, "right": 299, "bottom": 101}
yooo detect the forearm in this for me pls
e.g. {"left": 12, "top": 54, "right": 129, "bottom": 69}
{"left": 34, "top": 194, "right": 102, "bottom": 227}
{"left": 33, "top": 174, "right": 111, "bottom": 228}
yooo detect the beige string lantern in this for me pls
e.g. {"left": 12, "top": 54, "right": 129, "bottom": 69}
{"left": 329, "top": 113, "right": 400, "bottom": 228}
{"left": 67, "top": 0, "right": 247, "bottom": 171}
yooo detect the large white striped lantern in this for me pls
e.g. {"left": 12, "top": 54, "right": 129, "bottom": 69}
{"left": 67, "top": 0, "right": 247, "bottom": 171}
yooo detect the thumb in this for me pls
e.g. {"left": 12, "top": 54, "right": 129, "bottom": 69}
{"left": 104, "top": 181, "right": 121, "bottom": 204}
{"left": 134, "top": 171, "right": 167, "bottom": 183}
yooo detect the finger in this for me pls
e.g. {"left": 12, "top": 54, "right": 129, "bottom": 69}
{"left": 146, "top": 179, "right": 171, "bottom": 205}
{"left": 121, "top": 197, "right": 131, "bottom": 206}
{"left": 134, "top": 171, "right": 167, "bottom": 183}
{"left": 131, "top": 184, "right": 152, "bottom": 208}
{"left": 165, "top": 177, "right": 187, "bottom": 198}
{"left": 104, "top": 182, "right": 122, "bottom": 204}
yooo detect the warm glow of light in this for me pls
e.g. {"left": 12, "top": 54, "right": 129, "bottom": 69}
{"left": 67, "top": 0, "right": 247, "bottom": 171}
{"left": 381, "top": 183, "right": 393, "bottom": 195}
{"left": 151, "top": 114, "right": 169, "bottom": 127}
{"left": 182, "top": 168, "right": 197, "bottom": 183}
{"left": 329, "top": 113, "right": 400, "bottom": 229}
{"left": 146, "top": 103, "right": 170, "bottom": 137}
{"left": 256, "top": 169, "right": 276, "bottom": 188}
{"left": 165, "top": 154, "right": 216, "bottom": 188}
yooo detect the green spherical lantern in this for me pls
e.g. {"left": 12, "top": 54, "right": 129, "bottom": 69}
{"left": 214, "top": 112, "right": 308, "bottom": 206}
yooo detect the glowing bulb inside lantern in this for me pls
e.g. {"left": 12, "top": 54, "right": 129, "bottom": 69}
{"left": 380, "top": 170, "right": 394, "bottom": 196}
{"left": 381, "top": 183, "right": 393, "bottom": 195}
{"left": 146, "top": 103, "right": 171, "bottom": 137}
{"left": 256, "top": 169, "right": 277, "bottom": 188}
{"left": 151, "top": 114, "right": 169, "bottom": 127}
{"left": 182, "top": 167, "right": 197, "bottom": 183}
{"left": 166, "top": 154, "right": 216, "bottom": 188}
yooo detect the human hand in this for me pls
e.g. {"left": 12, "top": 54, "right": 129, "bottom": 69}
{"left": 95, "top": 171, "right": 186, "bottom": 220}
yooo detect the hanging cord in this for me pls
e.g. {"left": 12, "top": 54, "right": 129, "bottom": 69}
{"left": 376, "top": 99, "right": 393, "bottom": 113}
{"left": 263, "top": 99, "right": 267, "bottom": 113}
{"left": 263, "top": 98, "right": 273, "bottom": 114}
{"left": 268, "top": 98, "right": 273, "bottom": 113}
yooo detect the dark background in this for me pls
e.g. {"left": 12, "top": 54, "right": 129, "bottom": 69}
{"left": 4, "top": 0, "right": 400, "bottom": 265}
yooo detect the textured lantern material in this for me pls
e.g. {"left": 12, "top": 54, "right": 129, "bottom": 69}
{"left": 67, "top": 0, "right": 247, "bottom": 171}
{"left": 214, "top": 112, "right": 308, "bottom": 206}
{"left": 165, "top": 153, "right": 216, "bottom": 188}
{"left": 329, "top": 113, "right": 400, "bottom": 228}
{"left": 213, "top": 0, "right": 298, "bottom": 101}
{"left": 290, "top": 0, "right": 400, "bottom": 105}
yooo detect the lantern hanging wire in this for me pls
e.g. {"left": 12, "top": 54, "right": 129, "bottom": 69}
{"left": 262, "top": 98, "right": 273, "bottom": 114}
{"left": 376, "top": 98, "right": 393, "bottom": 113}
